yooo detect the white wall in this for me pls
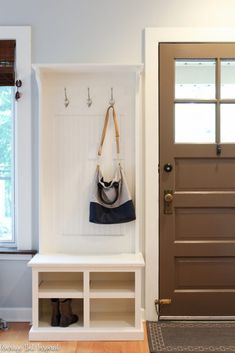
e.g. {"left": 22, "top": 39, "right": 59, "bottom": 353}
{"left": 1, "top": 0, "right": 235, "bottom": 319}
{"left": 1, "top": 0, "right": 235, "bottom": 64}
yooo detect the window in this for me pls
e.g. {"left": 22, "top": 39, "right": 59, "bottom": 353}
{"left": 0, "top": 27, "right": 31, "bottom": 249}
{"left": 0, "top": 86, "right": 14, "bottom": 244}
{"left": 0, "top": 40, "right": 15, "bottom": 245}
{"left": 174, "top": 59, "right": 235, "bottom": 144}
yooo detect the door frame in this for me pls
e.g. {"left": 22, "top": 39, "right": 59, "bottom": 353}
{"left": 144, "top": 27, "right": 235, "bottom": 320}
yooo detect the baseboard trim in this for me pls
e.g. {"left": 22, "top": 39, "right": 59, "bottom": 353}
{"left": 0, "top": 307, "right": 32, "bottom": 322}
{"left": 0, "top": 307, "right": 145, "bottom": 324}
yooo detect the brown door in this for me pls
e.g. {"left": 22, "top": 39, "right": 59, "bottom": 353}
{"left": 159, "top": 43, "right": 235, "bottom": 318}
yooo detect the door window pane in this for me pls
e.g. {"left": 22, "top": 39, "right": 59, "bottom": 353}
{"left": 175, "top": 60, "right": 216, "bottom": 99}
{"left": 175, "top": 103, "right": 216, "bottom": 143}
{"left": 221, "top": 104, "right": 235, "bottom": 142}
{"left": 0, "top": 87, "right": 14, "bottom": 242}
{"left": 221, "top": 60, "right": 235, "bottom": 99}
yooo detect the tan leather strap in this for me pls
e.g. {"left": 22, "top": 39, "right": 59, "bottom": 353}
{"left": 98, "top": 105, "right": 120, "bottom": 156}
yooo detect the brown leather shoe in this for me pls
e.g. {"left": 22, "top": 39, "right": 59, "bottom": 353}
{"left": 59, "top": 299, "right": 78, "bottom": 327}
{"left": 50, "top": 299, "right": 60, "bottom": 326}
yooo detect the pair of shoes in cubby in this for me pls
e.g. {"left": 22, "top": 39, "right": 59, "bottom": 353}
{"left": 51, "top": 299, "right": 79, "bottom": 327}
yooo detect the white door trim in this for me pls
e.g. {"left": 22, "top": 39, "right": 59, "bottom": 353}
{"left": 144, "top": 27, "right": 235, "bottom": 320}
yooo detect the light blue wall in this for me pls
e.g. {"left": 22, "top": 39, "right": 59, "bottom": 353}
{"left": 0, "top": 260, "right": 31, "bottom": 308}
{"left": 0, "top": 0, "right": 235, "bottom": 315}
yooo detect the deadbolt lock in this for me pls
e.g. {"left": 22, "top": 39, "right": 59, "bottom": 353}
{"left": 164, "top": 163, "right": 173, "bottom": 173}
{"left": 164, "top": 190, "right": 173, "bottom": 214}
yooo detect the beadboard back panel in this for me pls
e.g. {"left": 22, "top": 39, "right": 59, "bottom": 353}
{"left": 35, "top": 65, "right": 143, "bottom": 255}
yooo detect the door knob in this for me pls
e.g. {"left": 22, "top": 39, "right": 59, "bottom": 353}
{"left": 164, "top": 190, "right": 173, "bottom": 214}
{"left": 164, "top": 193, "right": 173, "bottom": 203}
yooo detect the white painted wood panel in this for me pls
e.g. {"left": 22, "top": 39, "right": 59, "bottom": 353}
{"left": 34, "top": 67, "right": 142, "bottom": 255}
{"left": 30, "top": 64, "right": 145, "bottom": 341}
{"left": 28, "top": 253, "right": 145, "bottom": 268}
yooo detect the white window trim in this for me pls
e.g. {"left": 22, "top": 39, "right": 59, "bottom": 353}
{"left": 145, "top": 27, "right": 235, "bottom": 320}
{"left": 0, "top": 26, "right": 31, "bottom": 250}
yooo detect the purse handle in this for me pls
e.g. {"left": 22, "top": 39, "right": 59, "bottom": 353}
{"left": 98, "top": 105, "right": 120, "bottom": 157}
{"left": 98, "top": 180, "right": 119, "bottom": 205}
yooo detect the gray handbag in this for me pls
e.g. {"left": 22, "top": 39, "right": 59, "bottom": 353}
{"left": 89, "top": 105, "right": 136, "bottom": 224}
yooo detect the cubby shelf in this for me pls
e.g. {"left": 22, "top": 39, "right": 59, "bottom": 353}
{"left": 90, "top": 280, "right": 135, "bottom": 298}
{"left": 38, "top": 280, "right": 84, "bottom": 298}
{"left": 28, "top": 253, "right": 145, "bottom": 341}
{"left": 90, "top": 312, "right": 135, "bottom": 328}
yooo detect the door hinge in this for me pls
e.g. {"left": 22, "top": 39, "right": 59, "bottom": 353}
{"left": 216, "top": 143, "right": 222, "bottom": 156}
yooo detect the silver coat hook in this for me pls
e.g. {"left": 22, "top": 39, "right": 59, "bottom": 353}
{"left": 109, "top": 87, "right": 115, "bottom": 106}
{"left": 64, "top": 87, "right": 69, "bottom": 108}
{"left": 87, "top": 87, "right": 92, "bottom": 107}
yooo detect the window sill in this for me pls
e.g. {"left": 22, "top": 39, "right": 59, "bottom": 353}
{"left": 0, "top": 249, "right": 37, "bottom": 261}
{"left": 0, "top": 248, "right": 37, "bottom": 255}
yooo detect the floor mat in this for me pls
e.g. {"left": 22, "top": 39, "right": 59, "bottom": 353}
{"left": 146, "top": 321, "right": 235, "bottom": 352}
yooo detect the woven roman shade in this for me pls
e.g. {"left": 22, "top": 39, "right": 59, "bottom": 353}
{"left": 0, "top": 40, "right": 16, "bottom": 86}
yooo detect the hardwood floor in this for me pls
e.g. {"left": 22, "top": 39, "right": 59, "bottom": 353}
{"left": 0, "top": 322, "right": 150, "bottom": 353}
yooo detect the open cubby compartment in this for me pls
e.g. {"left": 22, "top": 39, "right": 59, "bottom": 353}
{"left": 90, "top": 272, "right": 135, "bottom": 298}
{"left": 38, "top": 298, "right": 84, "bottom": 328}
{"left": 38, "top": 272, "right": 83, "bottom": 298}
{"left": 34, "top": 64, "right": 144, "bottom": 255}
{"left": 90, "top": 298, "right": 135, "bottom": 328}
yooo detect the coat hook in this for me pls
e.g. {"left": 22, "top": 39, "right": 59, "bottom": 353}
{"left": 64, "top": 87, "right": 69, "bottom": 108}
{"left": 109, "top": 87, "right": 115, "bottom": 106}
{"left": 87, "top": 87, "right": 92, "bottom": 107}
